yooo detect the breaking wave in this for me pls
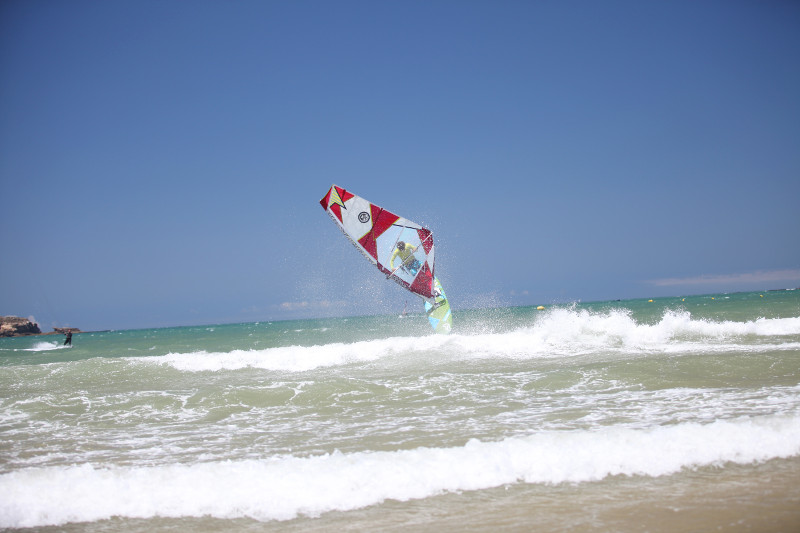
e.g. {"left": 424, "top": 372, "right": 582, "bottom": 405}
{"left": 2, "top": 414, "right": 798, "bottom": 528}
{"left": 140, "top": 310, "right": 800, "bottom": 373}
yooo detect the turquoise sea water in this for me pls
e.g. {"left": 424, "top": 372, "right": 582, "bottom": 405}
{"left": 1, "top": 290, "right": 799, "bottom": 531}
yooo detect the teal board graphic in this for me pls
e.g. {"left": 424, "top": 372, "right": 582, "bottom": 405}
{"left": 424, "top": 278, "right": 452, "bottom": 333}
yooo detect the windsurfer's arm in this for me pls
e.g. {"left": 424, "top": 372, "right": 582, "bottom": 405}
{"left": 389, "top": 248, "right": 399, "bottom": 270}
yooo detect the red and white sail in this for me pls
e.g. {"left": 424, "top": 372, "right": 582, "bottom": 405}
{"left": 320, "top": 184, "right": 436, "bottom": 300}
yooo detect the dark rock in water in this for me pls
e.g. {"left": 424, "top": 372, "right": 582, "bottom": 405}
{"left": 53, "top": 327, "right": 81, "bottom": 335}
{"left": 0, "top": 316, "right": 42, "bottom": 337}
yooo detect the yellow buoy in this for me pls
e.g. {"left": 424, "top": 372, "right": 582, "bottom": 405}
{"left": 648, "top": 299, "right": 653, "bottom": 302}
{"left": 536, "top": 305, "right": 545, "bottom": 310}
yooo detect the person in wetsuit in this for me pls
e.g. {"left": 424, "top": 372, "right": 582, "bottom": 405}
{"left": 64, "top": 330, "right": 72, "bottom": 346}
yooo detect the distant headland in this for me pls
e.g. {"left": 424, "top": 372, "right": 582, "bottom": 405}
{"left": 0, "top": 316, "right": 82, "bottom": 338}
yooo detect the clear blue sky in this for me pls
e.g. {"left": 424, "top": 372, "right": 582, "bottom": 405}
{"left": 2, "top": 0, "right": 799, "bottom": 331}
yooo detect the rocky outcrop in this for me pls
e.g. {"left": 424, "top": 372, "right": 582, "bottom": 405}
{"left": 0, "top": 316, "right": 42, "bottom": 337}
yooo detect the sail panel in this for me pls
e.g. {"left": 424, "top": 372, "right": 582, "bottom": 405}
{"left": 320, "top": 184, "right": 435, "bottom": 299}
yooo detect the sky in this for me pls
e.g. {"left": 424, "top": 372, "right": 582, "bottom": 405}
{"left": 1, "top": 0, "right": 799, "bottom": 331}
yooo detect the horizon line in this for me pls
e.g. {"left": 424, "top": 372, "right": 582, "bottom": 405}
{"left": 647, "top": 268, "right": 800, "bottom": 287}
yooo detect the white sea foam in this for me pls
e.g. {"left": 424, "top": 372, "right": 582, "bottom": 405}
{"left": 528, "top": 308, "right": 800, "bottom": 346}
{"left": 139, "top": 311, "right": 800, "bottom": 372}
{"left": 21, "top": 341, "right": 65, "bottom": 352}
{"left": 1, "top": 414, "right": 798, "bottom": 528}
{"left": 148, "top": 335, "right": 438, "bottom": 372}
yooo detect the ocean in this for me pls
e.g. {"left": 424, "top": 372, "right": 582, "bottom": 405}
{"left": 1, "top": 290, "right": 799, "bottom": 532}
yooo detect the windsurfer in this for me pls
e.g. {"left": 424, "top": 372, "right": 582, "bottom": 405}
{"left": 390, "top": 241, "right": 421, "bottom": 275}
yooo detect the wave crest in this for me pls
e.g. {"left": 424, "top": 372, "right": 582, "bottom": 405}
{"left": 2, "top": 414, "right": 798, "bottom": 528}
{"left": 131, "top": 310, "right": 800, "bottom": 372}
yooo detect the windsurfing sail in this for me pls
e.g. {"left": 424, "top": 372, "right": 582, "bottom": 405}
{"left": 320, "top": 184, "right": 436, "bottom": 300}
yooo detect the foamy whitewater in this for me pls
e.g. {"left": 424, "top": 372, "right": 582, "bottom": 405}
{"left": 1, "top": 291, "right": 799, "bottom": 531}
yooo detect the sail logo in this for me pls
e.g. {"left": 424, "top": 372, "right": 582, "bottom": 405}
{"left": 358, "top": 211, "right": 370, "bottom": 223}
